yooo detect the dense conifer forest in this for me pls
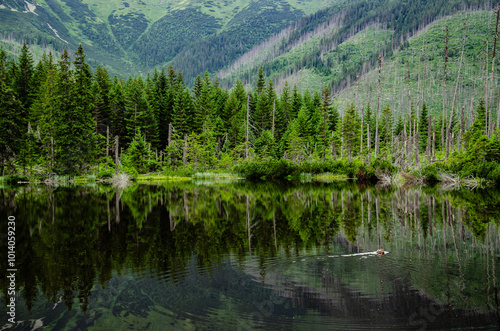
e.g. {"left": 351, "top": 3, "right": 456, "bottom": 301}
{"left": 2, "top": 40, "right": 500, "bottom": 184}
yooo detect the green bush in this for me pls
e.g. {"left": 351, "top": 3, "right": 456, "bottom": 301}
{"left": 371, "top": 158, "right": 396, "bottom": 174}
{"left": 123, "top": 166, "right": 139, "bottom": 179}
{"left": 97, "top": 170, "right": 114, "bottom": 180}
{"left": 420, "top": 163, "right": 441, "bottom": 183}
{"left": 234, "top": 159, "right": 299, "bottom": 180}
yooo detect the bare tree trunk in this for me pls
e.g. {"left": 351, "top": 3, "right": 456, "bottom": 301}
{"left": 367, "top": 123, "right": 371, "bottom": 165}
{"left": 115, "top": 136, "right": 119, "bottom": 175}
{"left": 427, "top": 114, "right": 431, "bottom": 163}
{"left": 272, "top": 99, "right": 275, "bottom": 139}
{"left": 446, "top": 18, "right": 467, "bottom": 159}
{"left": 442, "top": 25, "right": 449, "bottom": 152}
{"left": 360, "top": 107, "right": 364, "bottom": 155}
{"left": 375, "top": 53, "right": 382, "bottom": 157}
{"left": 470, "top": 97, "right": 475, "bottom": 127}
{"left": 459, "top": 106, "right": 465, "bottom": 152}
{"left": 486, "top": 39, "right": 490, "bottom": 135}
{"left": 183, "top": 134, "right": 187, "bottom": 165}
{"left": 246, "top": 93, "right": 250, "bottom": 159}
{"left": 168, "top": 123, "right": 172, "bottom": 146}
{"left": 497, "top": 87, "right": 500, "bottom": 137}
{"left": 489, "top": 2, "right": 500, "bottom": 137}
{"left": 106, "top": 126, "right": 109, "bottom": 171}
{"left": 432, "top": 117, "right": 436, "bottom": 161}
{"left": 404, "top": 122, "right": 408, "bottom": 168}
{"left": 415, "top": 119, "right": 420, "bottom": 166}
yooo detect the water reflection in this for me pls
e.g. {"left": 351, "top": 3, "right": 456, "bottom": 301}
{"left": 0, "top": 182, "right": 499, "bottom": 329}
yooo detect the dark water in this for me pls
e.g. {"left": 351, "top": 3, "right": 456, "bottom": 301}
{"left": 0, "top": 180, "right": 499, "bottom": 330}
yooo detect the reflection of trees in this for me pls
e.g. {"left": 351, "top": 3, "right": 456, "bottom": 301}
{"left": 0, "top": 182, "right": 499, "bottom": 315}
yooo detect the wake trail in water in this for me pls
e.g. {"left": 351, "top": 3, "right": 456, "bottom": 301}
{"left": 329, "top": 251, "right": 389, "bottom": 257}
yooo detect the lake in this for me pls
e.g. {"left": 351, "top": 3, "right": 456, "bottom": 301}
{"left": 1, "top": 180, "right": 499, "bottom": 330}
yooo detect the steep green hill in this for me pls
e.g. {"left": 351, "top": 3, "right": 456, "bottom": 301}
{"left": 218, "top": 0, "right": 493, "bottom": 104}
{"left": 0, "top": 0, "right": 332, "bottom": 81}
{"left": 331, "top": 9, "right": 497, "bottom": 123}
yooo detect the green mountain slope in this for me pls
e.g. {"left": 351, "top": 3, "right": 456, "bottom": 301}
{"left": 332, "top": 9, "right": 496, "bottom": 123}
{"left": 0, "top": 0, "right": 332, "bottom": 81}
{"left": 218, "top": 0, "right": 493, "bottom": 101}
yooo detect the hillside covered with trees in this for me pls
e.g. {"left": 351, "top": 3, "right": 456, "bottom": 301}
{"left": 2, "top": 33, "right": 500, "bottom": 184}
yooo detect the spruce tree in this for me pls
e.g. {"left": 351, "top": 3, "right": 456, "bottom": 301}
{"left": 53, "top": 48, "right": 95, "bottom": 174}
{"left": 256, "top": 65, "right": 265, "bottom": 94}
{"left": 14, "top": 42, "right": 34, "bottom": 112}
{"left": 291, "top": 85, "right": 302, "bottom": 120}
{"left": 0, "top": 47, "right": 23, "bottom": 176}
{"left": 93, "top": 65, "right": 112, "bottom": 136}
{"left": 342, "top": 103, "right": 360, "bottom": 161}
{"left": 419, "top": 102, "right": 429, "bottom": 152}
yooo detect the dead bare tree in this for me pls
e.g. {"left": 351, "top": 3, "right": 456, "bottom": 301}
{"left": 489, "top": 1, "right": 500, "bottom": 137}
{"left": 446, "top": 17, "right": 467, "bottom": 159}
{"left": 442, "top": 25, "right": 449, "bottom": 153}
{"left": 375, "top": 53, "right": 382, "bottom": 157}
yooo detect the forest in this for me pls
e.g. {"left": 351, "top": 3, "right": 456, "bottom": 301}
{"left": 2, "top": 40, "right": 500, "bottom": 184}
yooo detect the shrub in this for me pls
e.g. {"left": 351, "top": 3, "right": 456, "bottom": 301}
{"left": 234, "top": 159, "right": 299, "bottom": 180}
{"left": 123, "top": 166, "right": 139, "bottom": 179}
{"left": 97, "top": 170, "right": 114, "bottom": 180}
{"left": 421, "top": 164, "right": 441, "bottom": 183}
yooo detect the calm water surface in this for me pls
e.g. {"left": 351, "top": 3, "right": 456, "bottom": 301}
{"left": 0, "top": 180, "right": 499, "bottom": 330}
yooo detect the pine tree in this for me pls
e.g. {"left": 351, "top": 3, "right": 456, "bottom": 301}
{"left": 291, "top": 85, "right": 302, "bottom": 120}
{"left": 342, "top": 103, "right": 360, "bottom": 161}
{"left": 125, "top": 129, "right": 155, "bottom": 173}
{"left": 173, "top": 87, "right": 194, "bottom": 136}
{"left": 0, "top": 47, "right": 23, "bottom": 176}
{"left": 14, "top": 42, "right": 34, "bottom": 112}
{"left": 317, "top": 85, "right": 331, "bottom": 159}
{"left": 419, "top": 102, "right": 429, "bottom": 152}
{"left": 110, "top": 77, "right": 127, "bottom": 139}
{"left": 52, "top": 48, "right": 95, "bottom": 174}
{"left": 256, "top": 65, "right": 265, "bottom": 94}
{"left": 93, "top": 65, "right": 112, "bottom": 136}
{"left": 155, "top": 68, "right": 169, "bottom": 149}
{"left": 379, "top": 104, "right": 393, "bottom": 154}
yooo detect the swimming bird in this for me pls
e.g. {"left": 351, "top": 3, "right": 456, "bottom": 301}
{"left": 376, "top": 248, "right": 385, "bottom": 255}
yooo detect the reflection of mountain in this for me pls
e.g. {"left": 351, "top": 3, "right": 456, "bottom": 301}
{"left": 0, "top": 182, "right": 499, "bottom": 329}
{"left": 241, "top": 251, "right": 497, "bottom": 330}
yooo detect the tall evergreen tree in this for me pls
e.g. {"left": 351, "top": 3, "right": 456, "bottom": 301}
{"left": 52, "top": 48, "right": 95, "bottom": 174}
{"left": 419, "top": 102, "right": 429, "bottom": 152}
{"left": 14, "top": 42, "right": 34, "bottom": 112}
{"left": 0, "top": 47, "right": 23, "bottom": 176}
{"left": 342, "top": 103, "right": 360, "bottom": 161}
{"left": 93, "top": 65, "right": 112, "bottom": 136}
{"left": 256, "top": 65, "right": 266, "bottom": 95}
